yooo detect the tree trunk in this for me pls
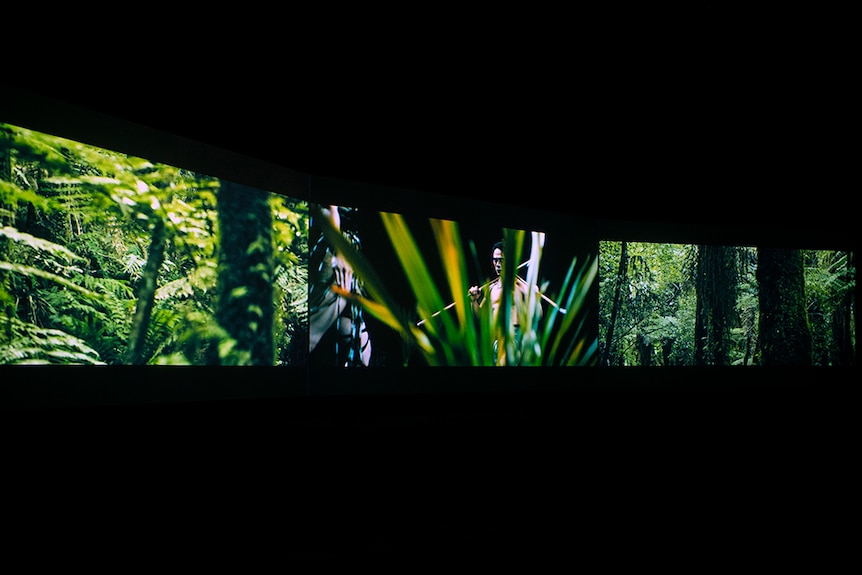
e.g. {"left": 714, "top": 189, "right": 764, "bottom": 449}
{"left": 694, "top": 245, "right": 737, "bottom": 365}
{"left": 0, "top": 143, "right": 11, "bottom": 227}
{"left": 0, "top": 144, "right": 11, "bottom": 302}
{"left": 661, "top": 337, "right": 674, "bottom": 366}
{"left": 831, "top": 250, "right": 855, "bottom": 366}
{"left": 216, "top": 181, "right": 274, "bottom": 366}
{"left": 124, "top": 218, "right": 166, "bottom": 365}
{"left": 601, "top": 241, "right": 627, "bottom": 366}
{"left": 741, "top": 305, "right": 755, "bottom": 367}
{"left": 694, "top": 281, "right": 707, "bottom": 365}
{"left": 637, "top": 333, "right": 652, "bottom": 366}
{"left": 757, "top": 248, "right": 812, "bottom": 366}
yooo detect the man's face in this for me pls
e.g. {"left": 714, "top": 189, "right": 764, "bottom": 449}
{"left": 492, "top": 248, "right": 504, "bottom": 276}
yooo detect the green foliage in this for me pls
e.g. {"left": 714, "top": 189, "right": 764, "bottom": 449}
{"left": 803, "top": 249, "right": 856, "bottom": 366}
{"left": 1, "top": 122, "right": 308, "bottom": 366}
{"left": 0, "top": 226, "right": 85, "bottom": 265}
{"left": 315, "top": 205, "right": 597, "bottom": 367}
{"left": 599, "top": 241, "right": 694, "bottom": 365}
{"left": 0, "top": 315, "right": 105, "bottom": 364}
{"left": 599, "top": 242, "right": 855, "bottom": 367}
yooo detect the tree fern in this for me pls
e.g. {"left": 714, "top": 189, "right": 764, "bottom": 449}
{"left": 140, "top": 305, "right": 186, "bottom": 363}
{"left": 0, "top": 225, "right": 87, "bottom": 266}
{"left": 3, "top": 122, "right": 310, "bottom": 367}
{"left": 0, "top": 315, "right": 105, "bottom": 365}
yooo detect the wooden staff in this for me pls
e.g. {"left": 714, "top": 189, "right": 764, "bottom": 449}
{"left": 515, "top": 276, "right": 568, "bottom": 315}
{"left": 416, "top": 261, "right": 565, "bottom": 326}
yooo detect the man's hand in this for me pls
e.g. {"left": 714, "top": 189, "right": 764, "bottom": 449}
{"left": 331, "top": 254, "right": 355, "bottom": 293}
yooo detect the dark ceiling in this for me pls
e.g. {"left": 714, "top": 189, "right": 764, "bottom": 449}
{"left": 4, "top": 5, "right": 854, "bottom": 239}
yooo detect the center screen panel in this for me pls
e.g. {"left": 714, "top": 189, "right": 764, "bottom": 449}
{"left": 307, "top": 197, "right": 599, "bottom": 389}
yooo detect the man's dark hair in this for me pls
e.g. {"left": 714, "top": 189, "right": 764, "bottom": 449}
{"left": 493, "top": 240, "right": 504, "bottom": 252}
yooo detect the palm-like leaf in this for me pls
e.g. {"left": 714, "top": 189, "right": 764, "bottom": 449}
{"left": 316, "top": 204, "right": 597, "bottom": 368}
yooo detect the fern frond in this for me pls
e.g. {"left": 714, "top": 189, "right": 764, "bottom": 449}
{"left": 0, "top": 226, "right": 87, "bottom": 264}
{"left": 0, "top": 180, "right": 51, "bottom": 211}
{"left": 0, "top": 261, "right": 104, "bottom": 300}
{"left": 80, "top": 275, "right": 135, "bottom": 300}
{"left": 155, "top": 263, "right": 217, "bottom": 301}
{"left": 133, "top": 308, "right": 174, "bottom": 363}
{"left": 0, "top": 316, "right": 105, "bottom": 365}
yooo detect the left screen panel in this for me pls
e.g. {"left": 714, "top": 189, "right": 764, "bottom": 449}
{"left": 0, "top": 121, "right": 310, "bottom": 368}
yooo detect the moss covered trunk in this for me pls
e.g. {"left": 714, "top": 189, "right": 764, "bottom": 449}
{"left": 216, "top": 182, "right": 274, "bottom": 366}
{"left": 757, "top": 247, "right": 812, "bottom": 365}
{"left": 694, "top": 245, "right": 737, "bottom": 365}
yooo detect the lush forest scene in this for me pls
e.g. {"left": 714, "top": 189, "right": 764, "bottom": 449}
{"left": 1, "top": 123, "right": 308, "bottom": 366}
{"left": 598, "top": 241, "right": 856, "bottom": 367}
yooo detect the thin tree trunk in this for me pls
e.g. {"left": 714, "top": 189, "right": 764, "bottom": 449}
{"left": 124, "top": 218, "right": 166, "bottom": 365}
{"left": 601, "top": 241, "right": 627, "bottom": 366}
{"left": 694, "top": 278, "right": 707, "bottom": 365}
{"left": 637, "top": 333, "right": 652, "bottom": 366}
{"left": 0, "top": 144, "right": 11, "bottom": 227}
{"left": 742, "top": 306, "right": 755, "bottom": 367}
{"left": 661, "top": 337, "right": 673, "bottom": 366}
{"left": 831, "top": 250, "right": 855, "bottom": 366}
{"left": 0, "top": 145, "right": 11, "bottom": 295}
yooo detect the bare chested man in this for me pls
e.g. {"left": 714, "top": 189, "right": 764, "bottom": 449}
{"left": 468, "top": 240, "right": 542, "bottom": 364}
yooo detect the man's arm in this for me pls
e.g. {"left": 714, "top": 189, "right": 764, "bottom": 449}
{"left": 515, "top": 277, "right": 544, "bottom": 319}
{"left": 468, "top": 285, "right": 482, "bottom": 315}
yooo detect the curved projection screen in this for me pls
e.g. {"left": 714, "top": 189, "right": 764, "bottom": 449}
{"left": 1, "top": 109, "right": 855, "bottom": 408}
{"left": 1, "top": 121, "right": 599, "bottom": 391}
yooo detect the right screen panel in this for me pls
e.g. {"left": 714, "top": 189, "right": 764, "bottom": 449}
{"left": 599, "top": 241, "right": 856, "bottom": 367}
